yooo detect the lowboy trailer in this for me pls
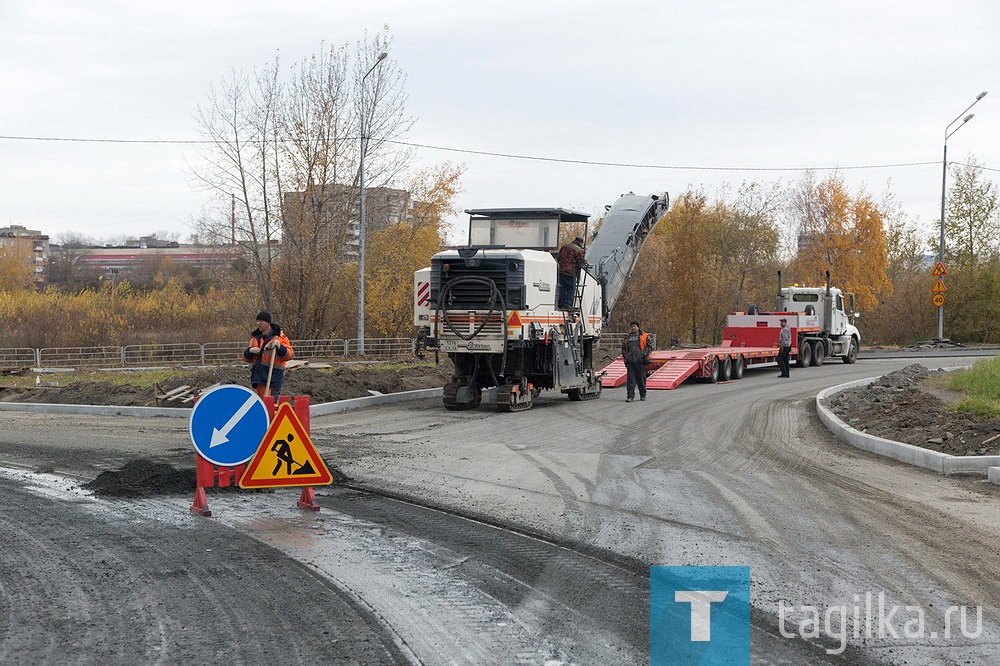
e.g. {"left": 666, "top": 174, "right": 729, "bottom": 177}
{"left": 601, "top": 271, "right": 861, "bottom": 389}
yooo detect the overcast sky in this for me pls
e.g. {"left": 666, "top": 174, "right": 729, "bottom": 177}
{"left": 1, "top": 0, "right": 998, "bottom": 246}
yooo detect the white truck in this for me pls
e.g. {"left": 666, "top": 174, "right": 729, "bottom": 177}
{"left": 724, "top": 271, "right": 861, "bottom": 366}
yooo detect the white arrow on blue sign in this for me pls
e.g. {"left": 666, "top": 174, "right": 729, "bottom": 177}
{"left": 189, "top": 384, "right": 269, "bottom": 466}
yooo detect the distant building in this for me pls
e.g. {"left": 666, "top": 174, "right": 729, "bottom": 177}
{"left": 53, "top": 243, "right": 241, "bottom": 274}
{"left": 0, "top": 225, "right": 49, "bottom": 287}
{"left": 281, "top": 185, "right": 417, "bottom": 263}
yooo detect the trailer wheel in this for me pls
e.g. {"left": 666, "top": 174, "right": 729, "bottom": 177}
{"left": 719, "top": 356, "right": 732, "bottom": 381}
{"left": 842, "top": 338, "right": 858, "bottom": 364}
{"left": 732, "top": 355, "right": 745, "bottom": 380}
{"left": 705, "top": 357, "right": 719, "bottom": 383}
{"left": 811, "top": 341, "right": 825, "bottom": 366}
{"left": 797, "top": 341, "right": 813, "bottom": 368}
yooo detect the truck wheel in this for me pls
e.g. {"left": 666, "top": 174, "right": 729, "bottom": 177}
{"left": 719, "top": 356, "right": 732, "bottom": 381}
{"left": 732, "top": 355, "right": 745, "bottom": 379}
{"left": 811, "top": 341, "right": 825, "bottom": 366}
{"left": 842, "top": 338, "right": 858, "bottom": 364}
{"left": 705, "top": 357, "right": 719, "bottom": 383}
{"left": 797, "top": 341, "right": 813, "bottom": 368}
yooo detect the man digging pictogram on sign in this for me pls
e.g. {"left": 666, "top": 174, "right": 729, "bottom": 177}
{"left": 271, "top": 434, "right": 317, "bottom": 476}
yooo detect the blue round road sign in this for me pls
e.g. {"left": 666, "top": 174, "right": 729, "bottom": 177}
{"left": 189, "top": 384, "right": 269, "bottom": 466}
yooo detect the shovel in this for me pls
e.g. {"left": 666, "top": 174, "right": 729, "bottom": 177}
{"left": 263, "top": 341, "right": 277, "bottom": 398}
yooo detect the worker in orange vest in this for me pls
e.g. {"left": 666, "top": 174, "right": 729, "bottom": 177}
{"left": 622, "top": 320, "right": 653, "bottom": 402}
{"left": 242, "top": 311, "right": 294, "bottom": 399}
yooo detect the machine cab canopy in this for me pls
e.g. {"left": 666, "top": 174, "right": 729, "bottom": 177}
{"left": 464, "top": 208, "right": 589, "bottom": 251}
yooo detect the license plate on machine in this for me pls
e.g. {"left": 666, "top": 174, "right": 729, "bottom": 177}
{"left": 439, "top": 339, "right": 504, "bottom": 353}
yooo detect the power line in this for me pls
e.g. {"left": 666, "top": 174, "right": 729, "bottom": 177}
{"left": 0, "top": 132, "right": 995, "bottom": 173}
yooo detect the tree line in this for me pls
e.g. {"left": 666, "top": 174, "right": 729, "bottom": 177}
{"left": 612, "top": 162, "right": 1000, "bottom": 346}
{"left": 4, "top": 29, "right": 999, "bottom": 349}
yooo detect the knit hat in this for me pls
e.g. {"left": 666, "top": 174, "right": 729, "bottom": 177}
{"left": 256, "top": 311, "right": 272, "bottom": 324}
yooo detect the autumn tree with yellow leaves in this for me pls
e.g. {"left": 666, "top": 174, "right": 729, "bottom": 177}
{"left": 363, "top": 164, "right": 463, "bottom": 338}
{"left": 786, "top": 172, "right": 891, "bottom": 313}
{"left": 0, "top": 241, "right": 34, "bottom": 292}
{"left": 612, "top": 184, "right": 782, "bottom": 344}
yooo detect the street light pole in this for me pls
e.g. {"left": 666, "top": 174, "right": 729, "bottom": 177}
{"left": 937, "top": 91, "right": 987, "bottom": 342}
{"left": 357, "top": 51, "right": 388, "bottom": 356}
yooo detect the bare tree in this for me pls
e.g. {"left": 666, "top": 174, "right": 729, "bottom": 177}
{"left": 191, "top": 29, "right": 418, "bottom": 338}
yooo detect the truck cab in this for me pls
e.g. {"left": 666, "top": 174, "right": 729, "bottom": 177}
{"left": 776, "top": 286, "right": 859, "bottom": 339}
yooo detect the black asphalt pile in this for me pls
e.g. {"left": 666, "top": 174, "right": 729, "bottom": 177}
{"left": 84, "top": 459, "right": 196, "bottom": 498}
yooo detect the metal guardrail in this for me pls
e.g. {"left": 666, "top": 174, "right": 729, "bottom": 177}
{"left": 124, "top": 343, "right": 204, "bottom": 366}
{"left": 599, "top": 332, "right": 658, "bottom": 351}
{"left": 7, "top": 337, "right": 416, "bottom": 370}
{"left": 0, "top": 348, "right": 38, "bottom": 369}
{"left": 295, "top": 339, "right": 348, "bottom": 358}
{"left": 38, "top": 346, "right": 124, "bottom": 368}
{"left": 8, "top": 334, "right": 648, "bottom": 370}
{"left": 345, "top": 338, "right": 412, "bottom": 357}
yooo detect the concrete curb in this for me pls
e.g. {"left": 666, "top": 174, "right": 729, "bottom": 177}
{"left": 0, "top": 402, "right": 190, "bottom": 418}
{"left": 816, "top": 377, "right": 1000, "bottom": 480}
{"left": 310, "top": 388, "right": 443, "bottom": 416}
{"left": 0, "top": 387, "right": 444, "bottom": 419}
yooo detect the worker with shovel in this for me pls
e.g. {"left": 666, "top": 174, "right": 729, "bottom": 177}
{"left": 242, "top": 311, "right": 294, "bottom": 399}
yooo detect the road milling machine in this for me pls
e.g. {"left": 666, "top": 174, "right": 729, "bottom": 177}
{"left": 413, "top": 192, "right": 668, "bottom": 411}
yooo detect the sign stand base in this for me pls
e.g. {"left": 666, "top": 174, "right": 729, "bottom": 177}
{"left": 190, "top": 487, "right": 212, "bottom": 517}
{"left": 297, "top": 486, "right": 320, "bottom": 511}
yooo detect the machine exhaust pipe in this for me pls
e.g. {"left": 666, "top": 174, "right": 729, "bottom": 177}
{"left": 775, "top": 271, "right": 783, "bottom": 312}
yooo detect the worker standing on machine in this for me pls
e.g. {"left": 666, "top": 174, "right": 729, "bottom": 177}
{"left": 557, "top": 236, "right": 587, "bottom": 310}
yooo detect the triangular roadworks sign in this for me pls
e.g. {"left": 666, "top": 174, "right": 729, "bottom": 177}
{"left": 931, "top": 261, "right": 948, "bottom": 277}
{"left": 239, "top": 402, "right": 333, "bottom": 488}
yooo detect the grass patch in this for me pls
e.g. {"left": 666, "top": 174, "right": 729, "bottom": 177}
{"left": 943, "top": 356, "right": 1000, "bottom": 418}
{"left": 0, "top": 367, "right": 189, "bottom": 389}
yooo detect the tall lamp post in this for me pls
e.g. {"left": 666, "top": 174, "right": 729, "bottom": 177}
{"left": 937, "top": 91, "right": 987, "bottom": 342}
{"left": 357, "top": 51, "right": 388, "bottom": 355}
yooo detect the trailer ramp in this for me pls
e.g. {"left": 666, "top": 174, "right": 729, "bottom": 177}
{"left": 644, "top": 353, "right": 703, "bottom": 389}
{"left": 599, "top": 357, "right": 628, "bottom": 388}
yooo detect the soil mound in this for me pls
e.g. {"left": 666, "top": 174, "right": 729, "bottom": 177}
{"left": 828, "top": 364, "right": 1000, "bottom": 456}
{"left": 0, "top": 361, "right": 454, "bottom": 407}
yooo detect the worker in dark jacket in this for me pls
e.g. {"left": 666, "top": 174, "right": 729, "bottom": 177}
{"left": 242, "top": 311, "right": 294, "bottom": 399}
{"left": 622, "top": 320, "right": 653, "bottom": 402}
{"left": 777, "top": 317, "right": 791, "bottom": 378}
{"left": 557, "top": 236, "right": 587, "bottom": 310}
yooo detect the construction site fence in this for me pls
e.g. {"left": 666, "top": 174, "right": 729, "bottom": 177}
{"left": 598, "top": 332, "right": 658, "bottom": 351}
{"left": 3, "top": 333, "right": 653, "bottom": 370}
{"left": 2, "top": 338, "right": 416, "bottom": 370}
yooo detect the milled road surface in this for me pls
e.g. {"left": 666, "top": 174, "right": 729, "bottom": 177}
{"left": 1, "top": 353, "right": 999, "bottom": 664}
